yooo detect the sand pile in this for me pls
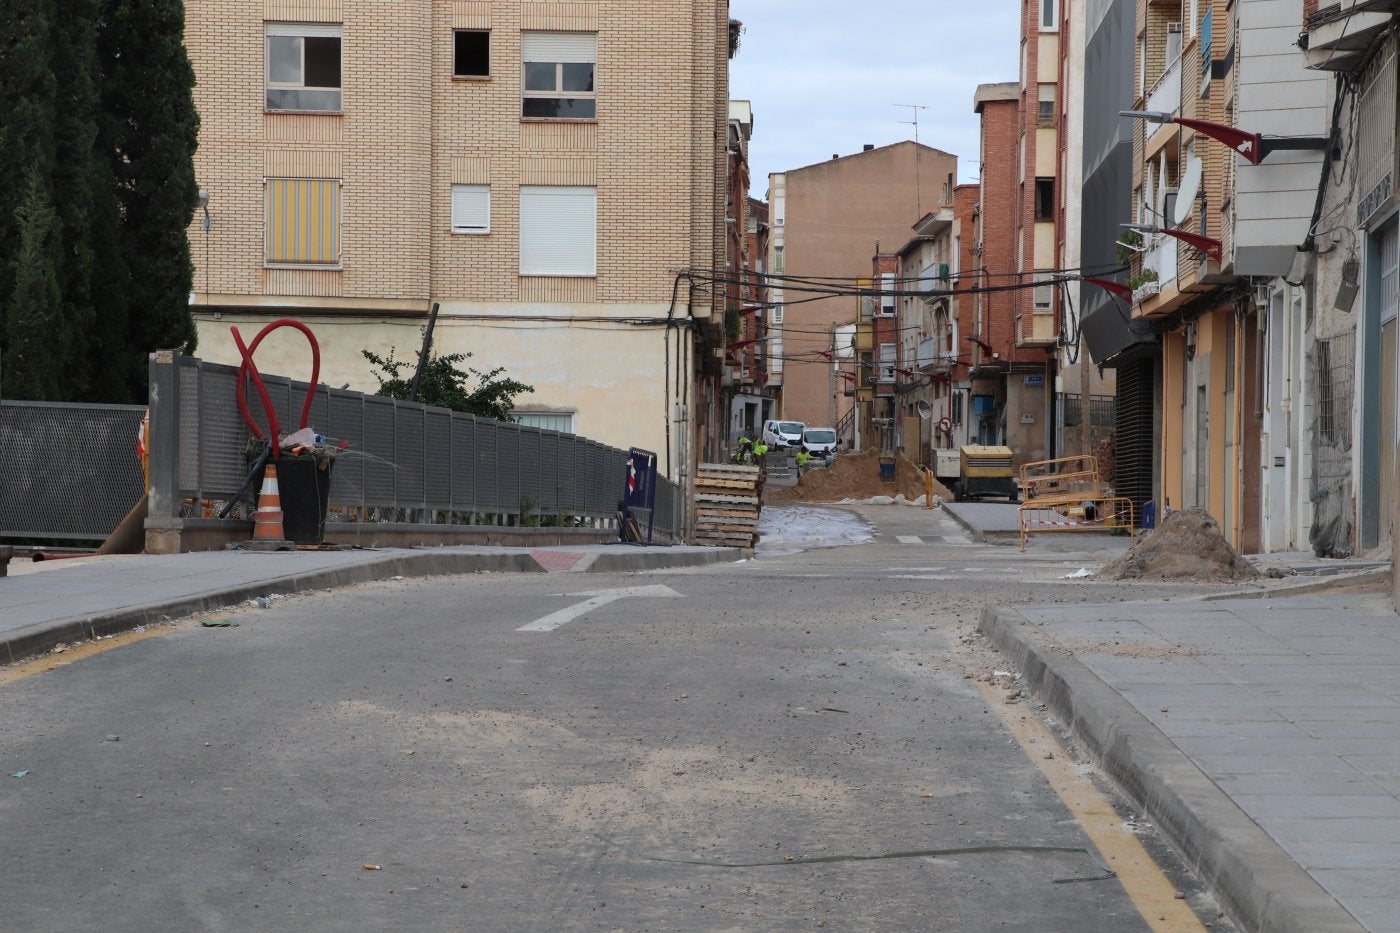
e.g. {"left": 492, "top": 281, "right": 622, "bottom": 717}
{"left": 1098, "top": 508, "right": 1260, "bottom": 582}
{"left": 766, "top": 448, "right": 952, "bottom": 503}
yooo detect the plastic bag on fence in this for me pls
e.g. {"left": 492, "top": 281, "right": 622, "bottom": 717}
{"left": 281, "top": 427, "right": 319, "bottom": 452}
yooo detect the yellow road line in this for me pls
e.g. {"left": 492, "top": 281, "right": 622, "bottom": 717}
{"left": 0, "top": 626, "right": 174, "bottom": 686}
{"left": 977, "top": 681, "right": 1207, "bottom": 932}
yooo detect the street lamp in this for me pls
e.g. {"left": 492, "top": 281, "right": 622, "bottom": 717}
{"left": 1119, "top": 111, "right": 1329, "bottom": 165}
{"left": 1122, "top": 222, "right": 1222, "bottom": 263}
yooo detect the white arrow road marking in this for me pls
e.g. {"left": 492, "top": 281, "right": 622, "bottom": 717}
{"left": 516, "top": 584, "right": 683, "bottom": 632}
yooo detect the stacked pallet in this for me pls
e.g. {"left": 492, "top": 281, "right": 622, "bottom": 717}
{"left": 692, "top": 462, "right": 763, "bottom": 550}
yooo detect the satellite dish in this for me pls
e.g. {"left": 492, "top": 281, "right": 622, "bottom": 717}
{"left": 1174, "top": 156, "right": 1203, "bottom": 226}
{"left": 916, "top": 400, "right": 932, "bottom": 419}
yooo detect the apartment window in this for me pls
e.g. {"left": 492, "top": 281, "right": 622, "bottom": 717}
{"left": 1033, "top": 275, "right": 1053, "bottom": 310}
{"left": 774, "top": 245, "right": 783, "bottom": 273}
{"left": 451, "top": 184, "right": 490, "bottom": 234}
{"left": 521, "top": 32, "right": 596, "bottom": 119}
{"left": 1034, "top": 178, "right": 1055, "bottom": 220}
{"left": 454, "top": 30, "right": 490, "bottom": 77}
{"left": 511, "top": 410, "right": 574, "bottom": 433}
{"left": 878, "top": 344, "right": 897, "bottom": 383}
{"left": 264, "top": 178, "right": 341, "bottom": 265}
{"left": 519, "top": 185, "right": 595, "bottom": 276}
{"left": 1037, "top": 84, "right": 1056, "bottom": 126}
{"left": 1041, "top": 0, "right": 1058, "bottom": 30}
{"left": 265, "top": 24, "right": 341, "bottom": 112}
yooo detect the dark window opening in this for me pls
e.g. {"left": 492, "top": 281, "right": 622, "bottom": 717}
{"left": 1034, "top": 178, "right": 1054, "bottom": 220}
{"left": 454, "top": 30, "right": 490, "bottom": 77}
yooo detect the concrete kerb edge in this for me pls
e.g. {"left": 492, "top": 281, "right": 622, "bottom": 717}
{"left": 940, "top": 506, "right": 986, "bottom": 543}
{"left": 1200, "top": 567, "right": 1392, "bottom": 601}
{"left": 581, "top": 547, "right": 741, "bottom": 573}
{"left": 0, "top": 547, "right": 742, "bottom": 665}
{"left": 0, "top": 551, "right": 540, "bottom": 665}
{"left": 978, "top": 605, "right": 1365, "bottom": 933}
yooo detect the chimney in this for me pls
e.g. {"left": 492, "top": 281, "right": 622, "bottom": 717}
{"left": 863, "top": 144, "right": 874, "bottom": 151}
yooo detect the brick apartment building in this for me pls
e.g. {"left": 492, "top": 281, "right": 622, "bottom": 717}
{"left": 971, "top": 83, "right": 1050, "bottom": 464}
{"left": 765, "top": 141, "right": 958, "bottom": 439}
{"left": 183, "top": 0, "right": 731, "bottom": 470}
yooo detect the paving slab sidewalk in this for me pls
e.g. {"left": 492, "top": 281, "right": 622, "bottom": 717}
{"left": 0, "top": 543, "right": 738, "bottom": 665}
{"left": 982, "top": 585, "right": 1399, "bottom": 933}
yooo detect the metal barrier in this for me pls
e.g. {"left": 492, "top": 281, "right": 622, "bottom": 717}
{"left": 1019, "top": 498, "right": 1136, "bottom": 550}
{"left": 142, "top": 351, "right": 681, "bottom": 548}
{"left": 1016, "top": 454, "right": 1133, "bottom": 550}
{"left": 0, "top": 401, "right": 147, "bottom": 542}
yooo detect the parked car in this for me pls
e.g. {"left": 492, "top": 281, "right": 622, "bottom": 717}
{"left": 801, "top": 426, "right": 838, "bottom": 460}
{"left": 762, "top": 419, "right": 806, "bottom": 449}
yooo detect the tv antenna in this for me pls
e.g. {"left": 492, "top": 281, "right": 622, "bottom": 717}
{"left": 896, "top": 104, "right": 929, "bottom": 215}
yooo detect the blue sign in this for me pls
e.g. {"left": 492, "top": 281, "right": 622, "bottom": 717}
{"left": 1024, "top": 374, "right": 1045, "bottom": 387}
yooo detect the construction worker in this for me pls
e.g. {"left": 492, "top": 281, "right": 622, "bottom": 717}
{"left": 795, "top": 448, "right": 811, "bottom": 472}
{"left": 752, "top": 438, "right": 770, "bottom": 465}
{"left": 733, "top": 436, "right": 754, "bottom": 463}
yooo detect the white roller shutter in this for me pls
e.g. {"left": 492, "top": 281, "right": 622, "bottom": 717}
{"left": 519, "top": 186, "right": 596, "bottom": 276}
{"left": 521, "top": 32, "right": 596, "bottom": 63}
{"left": 451, "top": 184, "right": 490, "bottom": 234}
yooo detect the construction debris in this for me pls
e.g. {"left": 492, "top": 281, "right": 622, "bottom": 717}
{"left": 691, "top": 463, "right": 762, "bottom": 550}
{"left": 766, "top": 448, "right": 949, "bottom": 504}
{"left": 1098, "top": 508, "right": 1261, "bottom": 582}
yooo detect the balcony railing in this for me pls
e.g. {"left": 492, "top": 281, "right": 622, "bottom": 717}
{"left": 1146, "top": 53, "right": 1181, "bottom": 116}
{"left": 1142, "top": 234, "right": 1178, "bottom": 291}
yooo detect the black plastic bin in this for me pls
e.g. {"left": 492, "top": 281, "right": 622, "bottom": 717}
{"left": 268, "top": 456, "right": 333, "bottom": 544}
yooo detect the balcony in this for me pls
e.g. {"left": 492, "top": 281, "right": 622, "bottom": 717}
{"left": 917, "top": 335, "right": 957, "bottom": 372}
{"left": 1015, "top": 310, "right": 1057, "bottom": 348}
{"left": 1146, "top": 54, "right": 1181, "bottom": 120}
{"left": 1304, "top": 1, "right": 1399, "bottom": 72}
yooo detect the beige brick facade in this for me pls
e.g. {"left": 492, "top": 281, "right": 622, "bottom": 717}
{"left": 185, "top": 1, "right": 729, "bottom": 461}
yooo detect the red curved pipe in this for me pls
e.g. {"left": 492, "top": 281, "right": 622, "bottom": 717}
{"left": 231, "top": 318, "right": 322, "bottom": 443}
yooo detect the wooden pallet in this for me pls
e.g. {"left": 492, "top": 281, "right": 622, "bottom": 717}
{"left": 691, "top": 462, "right": 762, "bottom": 548}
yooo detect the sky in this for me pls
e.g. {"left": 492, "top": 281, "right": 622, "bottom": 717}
{"left": 728, "top": 0, "right": 1024, "bottom": 199}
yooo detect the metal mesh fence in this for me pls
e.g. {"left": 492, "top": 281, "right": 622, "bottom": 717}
{"left": 148, "top": 354, "right": 681, "bottom": 537}
{"left": 1309, "top": 330, "right": 1356, "bottom": 556}
{"left": 1, "top": 401, "right": 147, "bottom": 541}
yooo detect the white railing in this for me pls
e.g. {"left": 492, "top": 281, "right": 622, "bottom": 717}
{"left": 1146, "top": 54, "right": 1181, "bottom": 117}
{"left": 1143, "top": 234, "right": 1178, "bottom": 291}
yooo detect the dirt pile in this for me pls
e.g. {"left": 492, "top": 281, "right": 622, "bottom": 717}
{"left": 1098, "top": 508, "right": 1260, "bottom": 582}
{"left": 766, "top": 448, "right": 952, "bottom": 503}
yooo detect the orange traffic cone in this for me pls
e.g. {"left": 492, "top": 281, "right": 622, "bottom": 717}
{"left": 247, "top": 462, "right": 291, "bottom": 550}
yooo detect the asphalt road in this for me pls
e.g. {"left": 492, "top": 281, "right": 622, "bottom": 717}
{"left": 1, "top": 505, "right": 1234, "bottom": 931}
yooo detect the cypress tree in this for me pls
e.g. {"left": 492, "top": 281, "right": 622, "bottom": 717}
{"left": 5, "top": 170, "right": 66, "bottom": 401}
{"left": 97, "top": 0, "right": 200, "bottom": 401}
{"left": 0, "top": 0, "right": 62, "bottom": 399}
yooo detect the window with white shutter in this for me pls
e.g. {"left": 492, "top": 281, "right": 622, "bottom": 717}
{"left": 519, "top": 185, "right": 596, "bottom": 276}
{"left": 521, "top": 32, "right": 596, "bottom": 119}
{"left": 451, "top": 184, "right": 490, "bottom": 234}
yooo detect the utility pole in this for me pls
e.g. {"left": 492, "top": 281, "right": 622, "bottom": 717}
{"left": 896, "top": 104, "right": 928, "bottom": 216}
{"left": 829, "top": 325, "right": 837, "bottom": 427}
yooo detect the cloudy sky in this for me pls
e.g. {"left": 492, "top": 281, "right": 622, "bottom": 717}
{"left": 729, "top": 0, "right": 1023, "bottom": 198}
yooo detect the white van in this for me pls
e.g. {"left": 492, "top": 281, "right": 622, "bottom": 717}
{"left": 762, "top": 419, "right": 806, "bottom": 449}
{"left": 801, "top": 426, "right": 838, "bottom": 459}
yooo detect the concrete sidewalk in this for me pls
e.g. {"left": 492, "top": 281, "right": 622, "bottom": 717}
{"left": 945, "top": 494, "right": 1396, "bottom": 933}
{"left": 0, "top": 542, "right": 739, "bottom": 665}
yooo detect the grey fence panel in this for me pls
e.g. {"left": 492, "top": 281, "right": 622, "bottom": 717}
{"left": 145, "top": 352, "right": 680, "bottom": 537}
{"left": 450, "top": 417, "right": 474, "bottom": 514}
{"left": 473, "top": 418, "right": 500, "bottom": 513}
{"left": 359, "top": 397, "right": 399, "bottom": 511}
{"left": 325, "top": 390, "right": 367, "bottom": 510}
{"left": 497, "top": 423, "right": 522, "bottom": 513}
{"left": 424, "top": 408, "right": 454, "bottom": 512}
{"left": 0, "top": 401, "right": 146, "bottom": 541}
{"left": 394, "top": 406, "right": 428, "bottom": 510}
